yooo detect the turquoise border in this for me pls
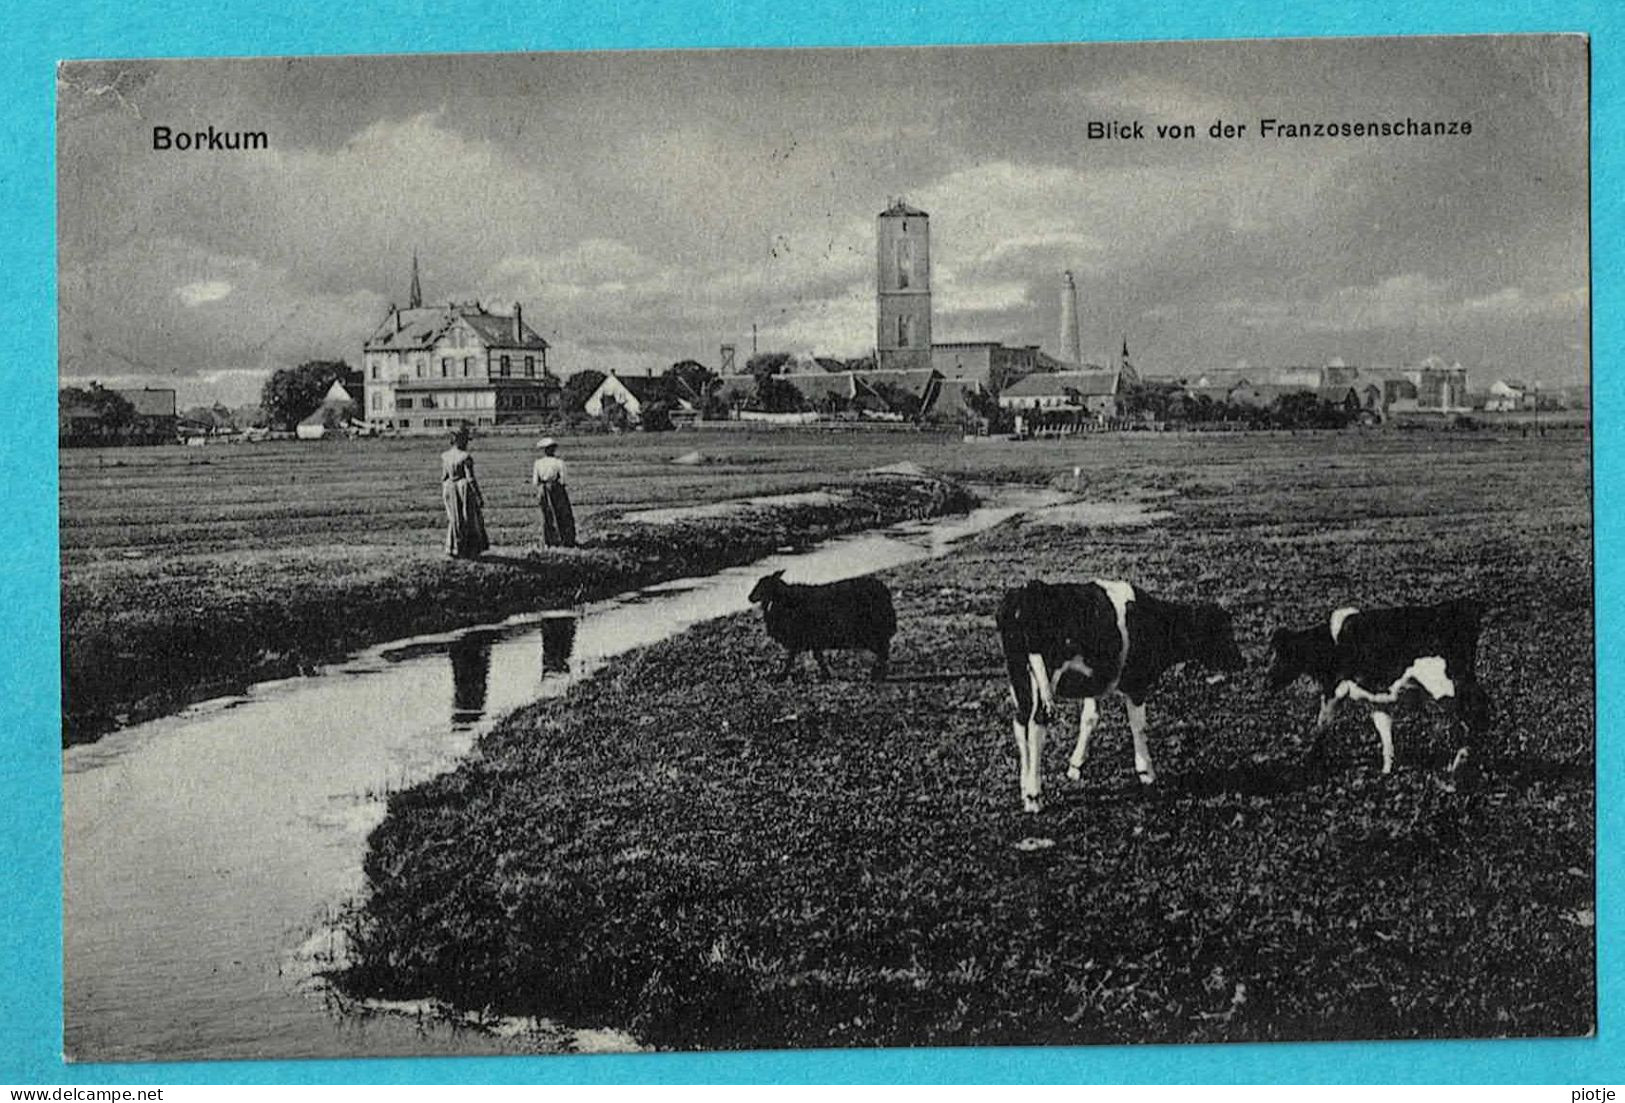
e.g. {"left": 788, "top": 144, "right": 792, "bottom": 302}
{"left": 6, "top": 0, "right": 1614, "bottom": 1085}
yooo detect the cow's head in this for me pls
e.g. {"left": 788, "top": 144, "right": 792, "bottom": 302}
{"left": 1188, "top": 603, "right": 1245, "bottom": 672}
{"left": 1265, "top": 626, "right": 1330, "bottom": 690}
{"left": 747, "top": 570, "right": 787, "bottom": 606}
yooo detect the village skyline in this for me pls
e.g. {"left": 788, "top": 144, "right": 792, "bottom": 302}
{"left": 58, "top": 38, "right": 1588, "bottom": 408}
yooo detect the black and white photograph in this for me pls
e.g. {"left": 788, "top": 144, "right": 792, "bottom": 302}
{"left": 57, "top": 35, "right": 1592, "bottom": 1063}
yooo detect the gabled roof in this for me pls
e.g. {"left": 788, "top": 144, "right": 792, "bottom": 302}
{"left": 860, "top": 368, "right": 943, "bottom": 398}
{"left": 364, "top": 306, "right": 450, "bottom": 350}
{"left": 461, "top": 309, "right": 550, "bottom": 350}
{"left": 1002, "top": 368, "right": 1118, "bottom": 398}
{"left": 365, "top": 303, "right": 550, "bottom": 352}
{"left": 322, "top": 379, "right": 356, "bottom": 405}
{"left": 779, "top": 371, "right": 857, "bottom": 404}
{"left": 930, "top": 377, "right": 983, "bottom": 414}
{"left": 605, "top": 373, "right": 669, "bottom": 404}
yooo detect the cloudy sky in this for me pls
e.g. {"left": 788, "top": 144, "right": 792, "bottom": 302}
{"left": 58, "top": 36, "right": 1588, "bottom": 406}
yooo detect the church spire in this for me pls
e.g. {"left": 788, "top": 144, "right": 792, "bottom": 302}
{"left": 408, "top": 251, "right": 423, "bottom": 309}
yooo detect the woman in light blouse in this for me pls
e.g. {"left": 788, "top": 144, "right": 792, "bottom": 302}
{"left": 531, "top": 437, "right": 577, "bottom": 548}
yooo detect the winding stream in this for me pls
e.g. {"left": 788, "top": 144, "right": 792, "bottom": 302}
{"left": 63, "top": 485, "right": 1077, "bottom": 1062}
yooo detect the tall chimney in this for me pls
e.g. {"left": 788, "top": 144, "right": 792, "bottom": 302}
{"left": 1059, "top": 271, "right": 1082, "bottom": 365}
{"left": 512, "top": 302, "right": 523, "bottom": 343}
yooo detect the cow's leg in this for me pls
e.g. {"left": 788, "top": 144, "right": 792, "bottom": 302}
{"left": 1067, "top": 697, "right": 1098, "bottom": 781}
{"left": 1449, "top": 679, "right": 1491, "bottom": 773}
{"left": 1371, "top": 709, "right": 1395, "bottom": 774}
{"left": 1020, "top": 657, "right": 1050, "bottom": 813}
{"left": 1308, "top": 694, "right": 1337, "bottom": 760}
{"left": 778, "top": 649, "right": 800, "bottom": 680}
{"left": 1127, "top": 698, "right": 1154, "bottom": 785}
{"left": 871, "top": 641, "right": 890, "bottom": 682}
{"left": 814, "top": 651, "right": 832, "bottom": 679}
{"left": 1011, "top": 718, "right": 1032, "bottom": 812}
{"left": 1024, "top": 713, "right": 1047, "bottom": 813}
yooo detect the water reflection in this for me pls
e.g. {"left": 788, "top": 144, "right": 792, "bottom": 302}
{"left": 62, "top": 486, "right": 1067, "bottom": 1061}
{"left": 448, "top": 632, "right": 495, "bottom": 722}
{"left": 539, "top": 616, "right": 577, "bottom": 675}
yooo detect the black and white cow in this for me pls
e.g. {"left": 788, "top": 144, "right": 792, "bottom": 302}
{"left": 996, "top": 579, "right": 1245, "bottom": 813}
{"left": 1265, "top": 599, "right": 1491, "bottom": 775}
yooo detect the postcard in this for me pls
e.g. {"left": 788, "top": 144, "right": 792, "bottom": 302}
{"left": 57, "top": 35, "right": 1591, "bottom": 1062}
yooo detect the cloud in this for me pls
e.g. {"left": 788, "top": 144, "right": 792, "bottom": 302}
{"left": 55, "top": 44, "right": 1589, "bottom": 398}
{"left": 1187, "top": 276, "right": 1589, "bottom": 335}
{"left": 176, "top": 280, "right": 233, "bottom": 306}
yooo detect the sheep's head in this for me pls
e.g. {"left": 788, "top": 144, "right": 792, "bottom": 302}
{"left": 748, "top": 570, "right": 787, "bottom": 605}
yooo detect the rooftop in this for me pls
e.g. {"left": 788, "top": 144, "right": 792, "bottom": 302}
{"left": 365, "top": 302, "right": 550, "bottom": 352}
{"left": 878, "top": 199, "right": 929, "bottom": 219}
{"left": 1002, "top": 369, "right": 1119, "bottom": 398}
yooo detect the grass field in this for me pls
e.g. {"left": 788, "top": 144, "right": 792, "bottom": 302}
{"left": 335, "top": 427, "right": 1594, "bottom": 1049}
{"left": 59, "top": 430, "right": 991, "bottom": 742}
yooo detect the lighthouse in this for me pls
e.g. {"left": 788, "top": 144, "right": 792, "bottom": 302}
{"left": 1059, "top": 270, "right": 1082, "bottom": 365}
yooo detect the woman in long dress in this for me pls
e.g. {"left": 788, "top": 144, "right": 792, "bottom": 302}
{"left": 531, "top": 437, "right": 577, "bottom": 548}
{"left": 441, "top": 426, "right": 489, "bottom": 559}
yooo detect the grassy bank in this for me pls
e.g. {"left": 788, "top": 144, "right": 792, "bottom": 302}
{"left": 61, "top": 472, "right": 974, "bottom": 744}
{"left": 337, "top": 433, "right": 1592, "bottom": 1049}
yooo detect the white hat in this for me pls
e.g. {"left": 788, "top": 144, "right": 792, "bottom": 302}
{"left": 535, "top": 437, "right": 557, "bottom": 450}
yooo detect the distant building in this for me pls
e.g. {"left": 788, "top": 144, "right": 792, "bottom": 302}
{"left": 1409, "top": 356, "right": 1470, "bottom": 412}
{"left": 930, "top": 341, "right": 1043, "bottom": 391}
{"left": 860, "top": 368, "right": 947, "bottom": 417}
{"left": 773, "top": 371, "right": 861, "bottom": 411}
{"left": 362, "top": 289, "right": 558, "bottom": 433}
{"left": 296, "top": 380, "right": 360, "bottom": 439}
{"left": 583, "top": 372, "right": 697, "bottom": 424}
{"left": 875, "top": 200, "right": 933, "bottom": 372}
{"left": 1150, "top": 356, "right": 1469, "bottom": 418}
{"left": 706, "top": 367, "right": 965, "bottom": 421}
{"left": 1322, "top": 358, "right": 1360, "bottom": 388}
{"left": 1486, "top": 379, "right": 1533, "bottom": 412}
{"left": 60, "top": 386, "right": 178, "bottom": 446}
{"left": 998, "top": 367, "right": 1123, "bottom": 418}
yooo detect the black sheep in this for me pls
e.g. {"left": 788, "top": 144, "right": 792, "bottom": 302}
{"left": 746, "top": 570, "right": 896, "bottom": 681}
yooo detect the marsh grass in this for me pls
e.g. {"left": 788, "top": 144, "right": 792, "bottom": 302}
{"left": 60, "top": 432, "right": 979, "bottom": 743}
{"left": 338, "top": 431, "right": 1592, "bottom": 1050}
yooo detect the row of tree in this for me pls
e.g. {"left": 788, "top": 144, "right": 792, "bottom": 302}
{"left": 59, "top": 383, "right": 137, "bottom": 435}
{"left": 1116, "top": 382, "right": 1365, "bottom": 429}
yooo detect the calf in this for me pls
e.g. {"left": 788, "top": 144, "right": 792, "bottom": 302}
{"left": 1266, "top": 599, "right": 1490, "bottom": 775}
{"left": 747, "top": 570, "right": 896, "bottom": 681}
{"left": 996, "top": 579, "right": 1244, "bottom": 813}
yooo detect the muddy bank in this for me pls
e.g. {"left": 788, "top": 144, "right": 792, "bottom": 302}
{"left": 61, "top": 475, "right": 975, "bottom": 745}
